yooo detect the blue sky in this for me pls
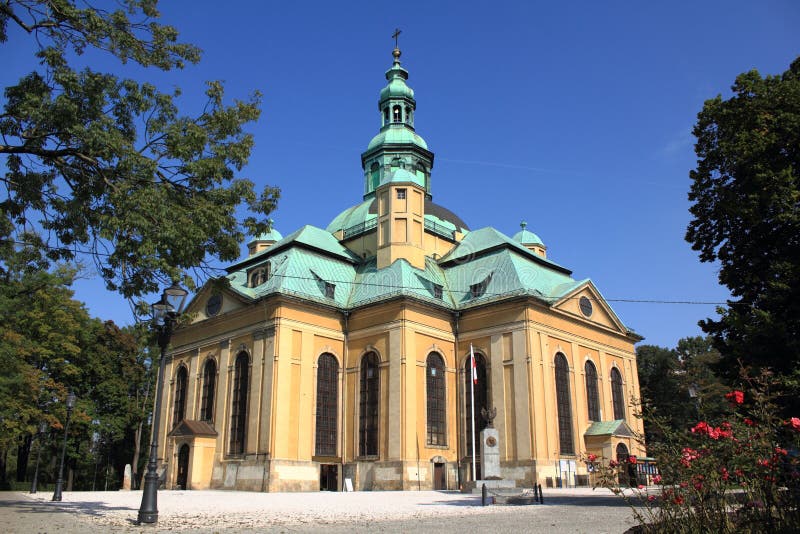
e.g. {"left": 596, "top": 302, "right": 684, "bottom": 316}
{"left": 3, "top": 1, "right": 799, "bottom": 348}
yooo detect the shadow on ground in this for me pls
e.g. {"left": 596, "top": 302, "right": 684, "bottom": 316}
{"left": 1, "top": 497, "right": 134, "bottom": 517}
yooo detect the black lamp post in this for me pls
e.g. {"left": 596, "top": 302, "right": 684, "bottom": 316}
{"left": 52, "top": 391, "right": 76, "bottom": 501}
{"left": 30, "top": 421, "right": 49, "bottom": 494}
{"left": 138, "top": 282, "right": 188, "bottom": 525}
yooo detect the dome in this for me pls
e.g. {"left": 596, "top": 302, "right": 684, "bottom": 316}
{"left": 513, "top": 222, "right": 544, "bottom": 246}
{"left": 366, "top": 127, "right": 428, "bottom": 152}
{"left": 248, "top": 228, "right": 283, "bottom": 246}
{"left": 327, "top": 198, "right": 469, "bottom": 235}
{"left": 380, "top": 75, "right": 415, "bottom": 101}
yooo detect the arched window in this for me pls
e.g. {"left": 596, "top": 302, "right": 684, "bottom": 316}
{"left": 404, "top": 106, "right": 412, "bottom": 124}
{"left": 249, "top": 263, "right": 270, "bottom": 288}
{"left": 370, "top": 162, "right": 380, "bottom": 190}
{"left": 173, "top": 366, "right": 188, "bottom": 427}
{"left": 392, "top": 105, "right": 401, "bottom": 122}
{"left": 229, "top": 352, "right": 249, "bottom": 455}
{"left": 611, "top": 367, "right": 625, "bottom": 420}
{"left": 426, "top": 353, "right": 446, "bottom": 446}
{"left": 383, "top": 107, "right": 389, "bottom": 124}
{"left": 359, "top": 352, "right": 380, "bottom": 457}
{"left": 315, "top": 353, "right": 339, "bottom": 456}
{"left": 200, "top": 359, "right": 216, "bottom": 422}
{"left": 554, "top": 353, "right": 574, "bottom": 454}
{"left": 464, "top": 352, "right": 488, "bottom": 458}
{"left": 585, "top": 360, "right": 600, "bottom": 421}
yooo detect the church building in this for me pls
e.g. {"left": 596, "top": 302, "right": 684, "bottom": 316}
{"left": 159, "top": 44, "right": 645, "bottom": 492}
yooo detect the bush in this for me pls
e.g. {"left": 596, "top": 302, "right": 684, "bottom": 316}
{"left": 590, "top": 371, "right": 800, "bottom": 533}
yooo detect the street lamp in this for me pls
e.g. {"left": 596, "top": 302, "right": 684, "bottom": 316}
{"left": 30, "top": 421, "right": 49, "bottom": 494}
{"left": 138, "top": 282, "right": 188, "bottom": 524}
{"left": 52, "top": 392, "right": 76, "bottom": 501}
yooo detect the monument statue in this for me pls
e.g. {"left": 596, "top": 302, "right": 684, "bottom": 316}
{"left": 481, "top": 406, "right": 497, "bottom": 429}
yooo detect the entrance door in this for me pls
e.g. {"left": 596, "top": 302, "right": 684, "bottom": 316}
{"left": 176, "top": 444, "right": 190, "bottom": 490}
{"left": 616, "top": 443, "right": 630, "bottom": 487}
{"left": 320, "top": 464, "right": 338, "bottom": 491}
{"left": 433, "top": 463, "right": 446, "bottom": 490}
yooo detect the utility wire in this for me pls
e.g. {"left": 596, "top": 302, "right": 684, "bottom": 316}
{"left": 2, "top": 238, "right": 728, "bottom": 305}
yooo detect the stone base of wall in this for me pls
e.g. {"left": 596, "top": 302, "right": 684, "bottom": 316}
{"left": 343, "top": 460, "right": 459, "bottom": 491}
{"left": 205, "top": 457, "right": 463, "bottom": 492}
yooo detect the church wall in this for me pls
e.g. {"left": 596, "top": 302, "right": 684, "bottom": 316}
{"left": 161, "top": 286, "right": 642, "bottom": 492}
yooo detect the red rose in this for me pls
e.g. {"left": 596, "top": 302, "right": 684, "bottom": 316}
{"left": 628, "top": 455, "right": 637, "bottom": 464}
{"left": 788, "top": 417, "right": 800, "bottom": 431}
{"left": 587, "top": 453, "right": 597, "bottom": 462}
{"left": 725, "top": 390, "right": 744, "bottom": 404}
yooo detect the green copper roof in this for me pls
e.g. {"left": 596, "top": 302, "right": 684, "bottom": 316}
{"left": 229, "top": 224, "right": 359, "bottom": 272}
{"left": 385, "top": 168, "right": 425, "bottom": 187}
{"left": 367, "top": 126, "right": 428, "bottom": 152}
{"left": 348, "top": 257, "right": 455, "bottom": 308}
{"left": 584, "top": 420, "right": 635, "bottom": 437}
{"left": 439, "top": 227, "right": 568, "bottom": 273}
{"left": 210, "top": 223, "right": 634, "bottom": 335}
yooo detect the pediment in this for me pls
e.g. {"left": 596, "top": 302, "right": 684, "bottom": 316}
{"left": 185, "top": 281, "right": 250, "bottom": 324}
{"left": 552, "top": 281, "right": 626, "bottom": 334}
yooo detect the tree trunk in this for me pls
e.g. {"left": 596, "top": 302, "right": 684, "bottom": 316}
{"left": 132, "top": 421, "right": 143, "bottom": 489}
{"left": 0, "top": 448, "right": 8, "bottom": 489}
{"left": 131, "top": 377, "right": 151, "bottom": 490}
{"left": 16, "top": 434, "right": 32, "bottom": 482}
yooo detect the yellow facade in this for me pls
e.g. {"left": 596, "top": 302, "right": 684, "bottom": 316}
{"left": 154, "top": 46, "right": 645, "bottom": 492}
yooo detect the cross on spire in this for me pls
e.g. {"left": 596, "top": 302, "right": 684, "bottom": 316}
{"left": 392, "top": 28, "right": 402, "bottom": 49}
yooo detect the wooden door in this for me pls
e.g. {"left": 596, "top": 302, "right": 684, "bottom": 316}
{"left": 176, "top": 444, "right": 190, "bottom": 490}
{"left": 433, "top": 463, "right": 446, "bottom": 490}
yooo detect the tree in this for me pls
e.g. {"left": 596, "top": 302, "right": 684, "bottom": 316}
{"left": 636, "top": 344, "right": 689, "bottom": 444}
{"left": 0, "top": 0, "right": 279, "bottom": 301}
{"left": 637, "top": 336, "right": 729, "bottom": 445}
{"left": 686, "top": 56, "right": 800, "bottom": 407}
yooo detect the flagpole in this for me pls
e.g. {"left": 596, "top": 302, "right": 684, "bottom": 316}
{"left": 470, "top": 344, "right": 477, "bottom": 482}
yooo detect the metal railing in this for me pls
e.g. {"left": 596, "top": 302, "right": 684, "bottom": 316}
{"left": 342, "top": 218, "right": 377, "bottom": 239}
{"left": 424, "top": 219, "right": 456, "bottom": 240}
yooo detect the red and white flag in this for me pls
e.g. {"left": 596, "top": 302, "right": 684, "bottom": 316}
{"left": 470, "top": 344, "right": 478, "bottom": 384}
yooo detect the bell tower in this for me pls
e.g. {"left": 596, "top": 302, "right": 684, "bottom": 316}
{"left": 361, "top": 42, "right": 435, "bottom": 202}
{"left": 366, "top": 39, "right": 431, "bottom": 270}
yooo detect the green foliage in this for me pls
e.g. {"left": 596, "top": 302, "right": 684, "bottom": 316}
{"left": 0, "top": 0, "right": 279, "bottom": 301}
{"left": 592, "top": 373, "right": 800, "bottom": 533}
{"left": 0, "top": 242, "right": 152, "bottom": 489}
{"left": 637, "top": 336, "right": 728, "bottom": 445}
{"left": 686, "top": 57, "right": 800, "bottom": 410}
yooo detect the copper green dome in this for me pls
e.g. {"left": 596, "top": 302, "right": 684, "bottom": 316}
{"left": 248, "top": 227, "right": 283, "bottom": 246}
{"left": 367, "top": 127, "right": 428, "bottom": 152}
{"left": 512, "top": 221, "right": 544, "bottom": 246}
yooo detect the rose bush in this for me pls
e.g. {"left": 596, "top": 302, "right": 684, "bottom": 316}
{"left": 588, "top": 371, "right": 800, "bottom": 533}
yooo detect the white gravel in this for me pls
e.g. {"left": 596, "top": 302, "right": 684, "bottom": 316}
{"left": 15, "top": 487, "right": 636, "bottom": 533}
{"left": 23, "top": 489, "right": 508, "bottom": 531}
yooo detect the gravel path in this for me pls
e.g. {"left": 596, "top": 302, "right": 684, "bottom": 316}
{"left": 1, "top": 488, "right": 640, "bottom": 533}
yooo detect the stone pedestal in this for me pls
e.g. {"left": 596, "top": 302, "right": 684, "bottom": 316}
{"left": 480, "top": 428, "right": 501, "bottom": 480}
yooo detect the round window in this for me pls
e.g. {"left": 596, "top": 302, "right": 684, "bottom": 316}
{"left": 206, "top": 294, "right": 222, "bottom": 317}
{"left": 579, "top": 296, "right": 593, "bottom": 317}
